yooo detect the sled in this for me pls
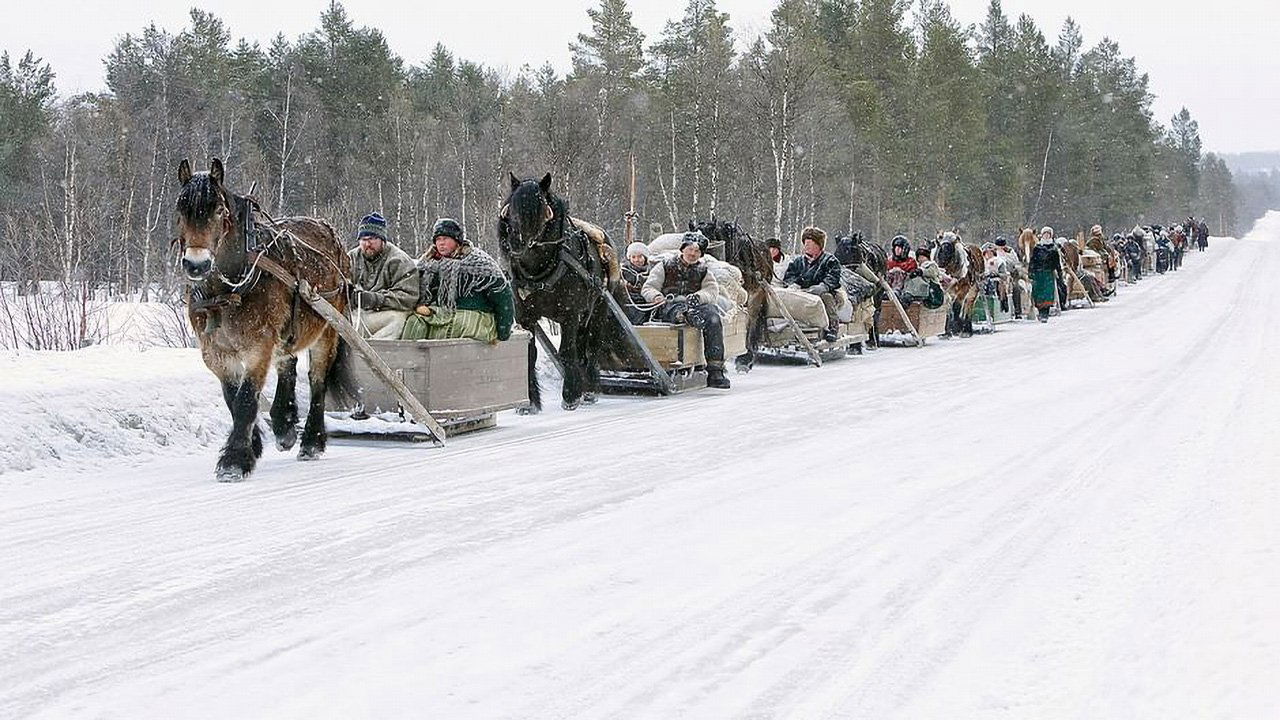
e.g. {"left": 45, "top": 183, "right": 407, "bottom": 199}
{"left": 325, "top": 331, "right": 532, "bottom": 440}
{"left": 971, "top": 291, "right": 1014, "bottom": 327}
{"left": 1081, "top": 251, "right": 1115, "bottom": 296}
{"left": 756, "top": 317, "right": 869, "bottom": 364}
{"left": 877, "top": 300, "right": 947, "bottom": 345}
{"left": 599, "top": 310, "right": 747, "bottom": 394}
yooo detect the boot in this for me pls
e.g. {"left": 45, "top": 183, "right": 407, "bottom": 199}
{"left": 822, "top": 324, "right": 839, "bottom": 343}
{"left": 706, "top": 363, "right": 731, "bottom": 389}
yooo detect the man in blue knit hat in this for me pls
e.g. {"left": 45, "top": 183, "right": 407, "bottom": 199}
{"left": 348, "top": 212, "right": 419, "bottom": 338}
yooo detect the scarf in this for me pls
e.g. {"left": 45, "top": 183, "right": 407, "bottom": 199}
{"left": 418, "top": 246, "right": 508, "bottom": 311}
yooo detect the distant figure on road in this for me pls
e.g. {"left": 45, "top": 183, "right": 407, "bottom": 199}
{"left": 1030, "top": 226, "right": 1062, "bottom": 323}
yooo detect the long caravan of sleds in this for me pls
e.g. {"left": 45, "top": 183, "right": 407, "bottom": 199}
{"left": 172, "top": 159, "right": 1211, "bottom": 478}
{"left": 323, "top": 216, "right": 1180, "bottom": 439}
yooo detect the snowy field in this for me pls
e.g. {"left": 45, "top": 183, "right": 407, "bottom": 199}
{"left": 2, "top": 216, "right": 1279, "bottom": 718}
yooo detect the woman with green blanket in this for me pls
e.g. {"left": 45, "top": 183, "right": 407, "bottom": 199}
{"left": 401, "top": 218, "right": 515, "bottom": 343}
{"left": 1029, "top": 226, "right": 1062, "bottom": 323}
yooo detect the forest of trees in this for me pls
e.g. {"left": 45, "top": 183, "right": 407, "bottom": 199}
{"left": 0, "top": 0, "right": 1247, "bottom": 300}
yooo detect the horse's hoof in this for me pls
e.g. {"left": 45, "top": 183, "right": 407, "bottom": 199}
{"left": 297, "top": 447, "right": 323, "bottom": 462}
{"left": 275, "top": 427, "right": 298, "bottom": 452}
{"left": 215, "top": 466, "right": 247, "bottom": 483}
{"left": 517, "top": 405, "right": 540, "bottom": 416}
{"left": 582, "top": 392, "right": 599, "bottom": 405}
{"left": 561, "top": 399, "right": 581, "bottom": 412}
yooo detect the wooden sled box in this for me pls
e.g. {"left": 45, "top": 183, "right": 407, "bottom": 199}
{"left": 327, "top": 331, "right": 531, "bottom": 437}
{"left": 879, "top": 300, "right": 948, "bottom": 339}
{"left": 600, "top": 311, "right": 747, "bottom": 394}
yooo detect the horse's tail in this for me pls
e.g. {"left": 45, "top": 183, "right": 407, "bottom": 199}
{"left": 323, "top": 336, "right": 361, "bottom": 409}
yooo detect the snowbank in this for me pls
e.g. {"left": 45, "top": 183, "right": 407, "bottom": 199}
{"left": 0, "top": 346, "right": 226, "bottom": 474}
{"left": 1243, "top": 209, "right": 1280, "bottom": 241}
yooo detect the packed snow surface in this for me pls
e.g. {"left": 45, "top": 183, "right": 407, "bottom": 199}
{"left": 2, "top": 216, "right": 1279, "bottom": 718}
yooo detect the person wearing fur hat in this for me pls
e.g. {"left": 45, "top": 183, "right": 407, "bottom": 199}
{"left": 400, "top": 218, "right": 514, "bottom": 343}
{"left": 348, "top": 212, "right": 420, "bottom": 338}
{"left": 782, "top": 226, "right": 844, "bottom": 342}
{"left": 621, "top": 242, "right": 654, "bottom": 325}
{"left": 641, "top": 233, "right": 730, "bottom": 389}
{"left": 1029, "top": 226, "right": 1062, "bottom": 322}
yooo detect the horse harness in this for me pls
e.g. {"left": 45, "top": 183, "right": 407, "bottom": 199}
{"left": 183, "top": 194, "right": 345, "bottom": 342}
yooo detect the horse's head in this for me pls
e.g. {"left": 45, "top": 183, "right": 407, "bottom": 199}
{"left": 832, "top": 232, "right": 865, "bottom": 267}
{"left": 691, "top": 219, "right": 733, "bottom": 261}
{"left": 175, "top": 158, "right": 239, "bottom": 282}
{"left": 499, "top": 172, "right": 558, "bottom": 258}
{"left": 934, "top": 232, "right": 960, "bottom": 269}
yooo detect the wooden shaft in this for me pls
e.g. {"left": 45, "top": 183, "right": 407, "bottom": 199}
{"left": 761, "top": 281, "right": 823, "bottom": 367}
{"left": 298, "top": 279, "right": 447, "bottom": 445}
{"left": 599, "top": 291, "right": 677, "bottom": 395}
{"left": 558, "top": 251, "right": 676, "bottom": 395}
{"left": 857, "top": 263, "right": 923, "bottom": 347}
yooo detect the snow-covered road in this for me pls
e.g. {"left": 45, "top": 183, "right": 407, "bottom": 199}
{"left": 3, "top": 225, "right": 1278, "bottom": 718}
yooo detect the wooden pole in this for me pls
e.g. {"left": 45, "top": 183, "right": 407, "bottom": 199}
{"left": 297, "top": 279, "right": 447, "bottom": 445}
{"left": 532, "top": 323, "right": 565, "bottom": 377}
{"left": 857, "top": 263, "right": 923, "bottom": 347}
{"left": 598, "top": 290, "right": 677, "bottom": 395}
{"left": 557, "top": 251, "right": 676, "bottom": 395}
{"left": 761, "top": 282, "right": 823, "bottom": 367}
{"left": 624, "top": 153, "right": 636, "bottom": 247}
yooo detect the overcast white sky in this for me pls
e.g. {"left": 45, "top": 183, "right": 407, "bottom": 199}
{"left": 3, "top": 0, "right": 1275, "bottom": 153}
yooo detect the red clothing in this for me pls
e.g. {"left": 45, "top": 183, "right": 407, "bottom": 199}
{"left": 887, "top": 256, "right": 918, "bottom": 274}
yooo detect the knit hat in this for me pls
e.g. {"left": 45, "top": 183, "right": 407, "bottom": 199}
{"left": 679, "top": 232, "right": 706, "bottom": 253}
{"left": 981, "top": 242, "right": 996, "bottom": 252}
{"left": 626, "top": 242, "right": 650, "bottom": 259}
{"left": 356, "top": 212, "right": 389, "bottom": 242}
{"left": 765, "top": 237, "right": 782, "bottom": 250}
{"left": 800, "top": 226, "right": 827, "bottom": 250}
{"left": 995, "top": 236, "right": 1008, "bottom": 247}
{"left": 1040, "top": 226, "right": 1054, "bottom": 238}
{"left": 432, "top": 217, "right": 467, "bottom": 245}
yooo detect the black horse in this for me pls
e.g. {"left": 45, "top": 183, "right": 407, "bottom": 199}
{"left": 499, "top": 172, "right": 631, "bottom": 412}
{"left": 691, "top": 219, "right": 773, "bottom": 371}
{"left": 833, "top": 232, "right": 888, "bottom": 347}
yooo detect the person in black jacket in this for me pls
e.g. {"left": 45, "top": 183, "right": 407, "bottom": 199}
{"left": 783, "top": 226, "right": 843, "bottom": 342}
{"left": 641, "top": 234, "right": 730, "bottom": 389}
{"left": 1029, "top": 227, "right": 1062, "bottom": 323}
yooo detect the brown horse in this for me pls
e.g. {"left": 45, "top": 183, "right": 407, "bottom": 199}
{"left": 175, "top": 158, "right": 350, "bottom": 481}
{"left": 1016, "top": 228, "right": 1037, "bottom": 265}
{"left": 933, "top": 232, "right": 984, "bottom": 337}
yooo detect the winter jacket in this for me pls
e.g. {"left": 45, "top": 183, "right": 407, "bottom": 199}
{"left": 641, "top": 256, "right": 720, "bottom": 306}
{"left": 783, "top": 252, "right": 842, "bottom": 294}
{"left": 416, "top": 245, "right": 515, "bottom": 341}
{"left": 1029, "top": 243, "right": 1062, "bottom": 273}
{"left": 348, "top": 242, "right": 419, "bottom": 312}
{"left": 621, "top": 260, "right": 652, "bottom": 303}
{"left": 887, "top": 256, "right": 919, "bottom": 274}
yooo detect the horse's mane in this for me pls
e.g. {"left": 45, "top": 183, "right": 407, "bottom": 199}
{"left": 176, "top": 173, "right": 226, "bottom": 224}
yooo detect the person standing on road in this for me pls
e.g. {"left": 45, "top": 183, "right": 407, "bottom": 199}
{"left": 1030, "top": 226, "right": 1062, "bottom": 323}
